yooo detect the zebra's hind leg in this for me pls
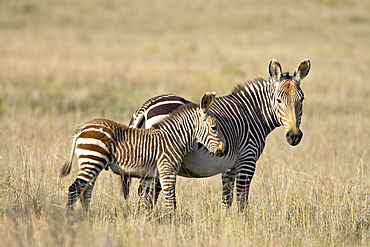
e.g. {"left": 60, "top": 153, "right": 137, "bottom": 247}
{"left": 137, "top": 178, "right": 161, "bottom": 213}
{"left": 221, "top": 171, "right": 236, "bottom": 211}
{"left": 67, "top": 178, "right": 85, "bottom": 214}
{"left": 81, "top": 179, "right": 96, "bottom": 217}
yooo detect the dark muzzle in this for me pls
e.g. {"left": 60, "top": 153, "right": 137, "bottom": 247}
{"left": 215, "top": 149, "right": 224, "bottom": 157}
{"left": 214, "top": 141, "right": 226, "bottom": 157}
{"left": 286, "top": 130, "right": 303, "bottom": 146}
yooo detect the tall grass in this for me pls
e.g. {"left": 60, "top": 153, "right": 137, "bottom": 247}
{"left": 0, "top": 0, "right": 369, "bottom": 246}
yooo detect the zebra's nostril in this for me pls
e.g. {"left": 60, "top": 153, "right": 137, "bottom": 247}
{"left": 286, "top": 132, "right": 291, "bottom": 141}
{"left": 286, "top": 131, "right": 294, "bottom": 139}
{"left": 298, "top": 130, "right": 303, "bottom": 139}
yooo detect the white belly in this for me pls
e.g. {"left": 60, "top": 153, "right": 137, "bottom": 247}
{"left": 179, "top": 147, "right": 237, "bottom": 177}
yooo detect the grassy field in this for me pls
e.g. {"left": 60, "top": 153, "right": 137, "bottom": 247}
{"left": 0, "top": 0, "right": 369, "bottom": 246}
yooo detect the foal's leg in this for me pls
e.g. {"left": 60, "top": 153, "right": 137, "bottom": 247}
{"left": 158, "top": 164, "right": 178, "bottom": 213}
{"left": 137, "top": 178, "right": 162, "bottom": 212}
{"left": 120, "top": 174, "right": 131, "bottom": 199}
{"left": 81, "top": 179, "right": 97, "bottom": 216}
{"left": 66, "top": 170, "right": 101, "bottom": 216}
{"left": 67, "top": 178, "right": 85, "bottom": 212}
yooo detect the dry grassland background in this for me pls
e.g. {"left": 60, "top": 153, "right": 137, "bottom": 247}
{"left": 0, "top": 0, "right": 369, "bottom": 246}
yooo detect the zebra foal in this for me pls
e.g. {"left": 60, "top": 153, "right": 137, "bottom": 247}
{"left": 60, "top": 92, "right": 225, "bottom": 214}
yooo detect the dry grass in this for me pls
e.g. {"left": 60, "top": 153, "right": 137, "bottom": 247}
{"left": 0, "top": 0, "right": 369, "bottom": 246}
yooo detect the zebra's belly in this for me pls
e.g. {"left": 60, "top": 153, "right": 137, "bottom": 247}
{"left": 179, "top": 148, "right": 237, "bottom": 178}
{"left": 110, "top": 162, "right": 158, "bottom": 179}
{"left": 123, "top": 166, "right": 158, "bottom": 179}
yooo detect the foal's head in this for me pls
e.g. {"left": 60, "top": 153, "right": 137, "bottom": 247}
{"left": 196, "top": 92, "right": 226, "bottom": 156}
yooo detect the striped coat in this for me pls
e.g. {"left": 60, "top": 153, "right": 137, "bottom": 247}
{"left": 60, "top": 92, "right": 225, "bottom": 214}
{"left": 129, "top": 59, "right": 311, "bottom": 211}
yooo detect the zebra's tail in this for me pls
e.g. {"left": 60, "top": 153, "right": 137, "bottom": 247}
{"left": 60, "top": 132, "right": 79, "bottom": 178}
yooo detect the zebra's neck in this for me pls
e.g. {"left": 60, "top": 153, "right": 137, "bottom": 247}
{"left": 154, "top": 105, "right": 198, "bottom": 154}
{"left": 230, "top": 77, "right": 281, "bottom": 135}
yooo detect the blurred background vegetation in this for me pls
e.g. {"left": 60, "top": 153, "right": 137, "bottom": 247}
{"left": 0, "top": 0, "right": 369, "bottom": 246}
{"left": 1, "top": 0, "right": 369, "bottom": 118}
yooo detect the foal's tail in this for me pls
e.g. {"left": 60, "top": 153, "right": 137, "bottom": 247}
{"left": 60, "top": 132, "right": 79, "bottom": 178}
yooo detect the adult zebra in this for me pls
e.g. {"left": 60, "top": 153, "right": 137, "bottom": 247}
{"left": 60, "top": 92, "right": 225, "bottom": 214}
{"left": 129, "top": 59, "right": 311, "bottom": 212}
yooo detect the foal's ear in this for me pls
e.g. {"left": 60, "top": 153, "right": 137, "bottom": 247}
{"left": 293, "top": 59, "right": 311, "bottom": 80}
{"left": 269, "top": 58, "right": 283, "bottom": 82}
{"left": 200, "top": 92, "right": 216, "bottom": 113}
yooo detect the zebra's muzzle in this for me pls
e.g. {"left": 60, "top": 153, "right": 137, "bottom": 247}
{"left": 214, "top": 142, "right": 226, "bottom": 157}
{"left": 286, "top": 129, "right": 303, "bottom": 146}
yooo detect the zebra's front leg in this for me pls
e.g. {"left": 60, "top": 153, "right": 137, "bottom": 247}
{"left": 120, "top": 174, "right": 131, "bottom": 199}
{"left": 158, "top": 167, "right": 177, "bottom": 213}
{"left": 221, "top": 170, "right": 236, "bottom": 210}
{"left": 235, "top": 168, "right": 255, "bottom": 212}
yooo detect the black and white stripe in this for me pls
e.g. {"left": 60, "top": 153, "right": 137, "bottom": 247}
{"left": 129, "top": 94, "right": 191, "bottom": 129}
{"left": 129, "top": 59, "right": 311, "bottom": 211}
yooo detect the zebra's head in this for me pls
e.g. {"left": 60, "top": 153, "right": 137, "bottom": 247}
{"left": 196, "top": 92, "right": 226, "bottom": 157}
{"left": 269, "top": 58, "right": 311, "bottom": 146}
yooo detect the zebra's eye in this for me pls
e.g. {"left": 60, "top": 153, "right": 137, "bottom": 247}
{"left": 211, "top": 126, "right": 217, "bottom": 132}
{"left": 276, "top": 98, "right": 282, "bottom": 104}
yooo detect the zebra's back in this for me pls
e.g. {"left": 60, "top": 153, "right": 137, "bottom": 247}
{"left": 75, "top": 119, "right": 160, "bottom": 178}
{"left": 129, "top": 94, "right": 191, "bottom": 128}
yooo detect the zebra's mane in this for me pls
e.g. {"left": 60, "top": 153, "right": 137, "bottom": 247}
{"left": 152, "top": 103, "right": 198, "bottom": 129}
{"left": 231, "top": 72, "right": 295, "bottom": 96}
{"left": 231, "top": 77, "right": 269, "bottom": 96}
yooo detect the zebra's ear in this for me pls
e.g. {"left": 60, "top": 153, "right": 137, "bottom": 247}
{"left": 269, "top": 58, "right": 282, "bottom": 82}
{"left": 294, "top": 59, "right": 311, "bottom": 81}
{"left": 200, "top": 92, "right": 216, "bottom": 113}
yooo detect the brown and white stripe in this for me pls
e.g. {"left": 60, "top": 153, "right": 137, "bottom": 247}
{"left": 60, "top": 92, "right": 225, "bottom": 215}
